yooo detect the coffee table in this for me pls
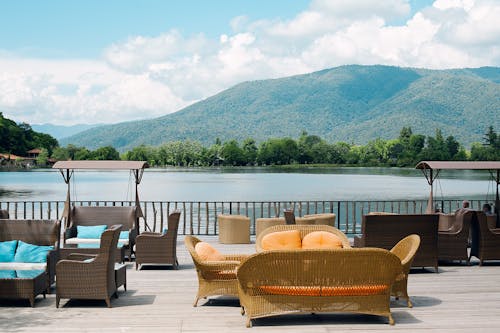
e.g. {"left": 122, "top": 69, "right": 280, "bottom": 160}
{"left": 0, "top": 270, "right": 47, "bottom": 307}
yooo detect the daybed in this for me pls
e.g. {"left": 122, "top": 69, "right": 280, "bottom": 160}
{"left": 184, "top": 235, "right": 248, "bottom": 306}
{"left": 63, "top": 206, "right": 138, "bottom": 259}
{"left": 0, "top": 219, "right": 61, "bottom": 305}
{"left": 237, "top": 248, "right": 402, "bottom": 327}
{"left": 353, "top": 214, "right": 439, "bottom": 271}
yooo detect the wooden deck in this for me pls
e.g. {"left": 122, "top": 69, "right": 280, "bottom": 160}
{"left": 2, "top": 236, "right": 500, "bottom": 332}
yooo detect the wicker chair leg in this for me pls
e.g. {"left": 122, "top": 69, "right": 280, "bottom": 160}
{"left": 56, "top": 296, "right": 60, "bottom": 308}
{"left": 241, "top": 307, "right": 245, "bottom": 315}
{"left": 135, "top": 262, "right": 139, "bottom": 270}
{"left": 105, "top": 297, "right": 112, "bottom": 308}
{"left": 193, "top": 296, "right": 199, "bottom": 307}
{"left": 388, "top": 314, "right": 395, "bottom": 325}
{"left": 29, "top": 297, "right": 35, "bottom": 307}
{"left": 246, "top": 318, "right": 252, "bottom": 328}
{"left": 407, "top": 298, "right": 413, "bottom": 308}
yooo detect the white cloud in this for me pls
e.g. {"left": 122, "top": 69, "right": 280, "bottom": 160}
{"left": 1, "top": 0, "right": 499, "bottom": 126}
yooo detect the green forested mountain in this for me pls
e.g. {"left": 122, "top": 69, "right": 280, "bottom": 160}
{"left": 61, "top": 65, "right": 500, "bottom": 151}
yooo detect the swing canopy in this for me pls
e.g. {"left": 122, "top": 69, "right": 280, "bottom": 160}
{"left": 52, "top": 160, "right": 149, "bottom": 225}
{"left": 415, "top": 161, "right": 500, "bottom": 217}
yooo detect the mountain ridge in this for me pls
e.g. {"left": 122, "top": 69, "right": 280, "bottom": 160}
{"left": 60, "top": 65, "right": 500, "bottom": 151}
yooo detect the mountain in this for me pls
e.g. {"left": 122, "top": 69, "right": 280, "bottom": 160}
{"left": 60, "top": 65, "right": 500, "bottom": 151}
{"left": 32, "top": 123, "right": 102, "bottom": 140}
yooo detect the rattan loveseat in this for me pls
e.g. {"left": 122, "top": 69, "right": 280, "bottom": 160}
{"left": 354, "top": 214, "right": 439, "bottom": 271}
{"left": 237, "top": 248, "right": 402, "bottom": 327}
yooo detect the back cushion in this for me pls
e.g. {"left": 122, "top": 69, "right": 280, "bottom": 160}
{"left": 13, "top": 241, "right": 54, "bottom": 263}
{"left": 261, "top": 230, "right": 302, "bottom": 251}
{"left": 0, "top": 240, "right": 18, "bottom": 262}
{"left": 302, "top": 231, "right": 343, "bottom": 249}
{"left": 195, "top": 242, "right": 224, "bottom": 261}
{"left": 77, "top": 225, "right": 107, "bottom": 239}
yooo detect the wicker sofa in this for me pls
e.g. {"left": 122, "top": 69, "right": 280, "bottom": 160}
{"left": 237, "top": 248, "right": 402, "bottom": 327}
{"left": 354, "top": 214, "right": 439, "bottom": 271}
{"left": 0, "top": 219, "right": 61, "bottom": 304}
{"left": 64, "top": 206, "right": 137, "bottom": 259}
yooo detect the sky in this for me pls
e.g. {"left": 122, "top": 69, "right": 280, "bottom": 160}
{"left": 0, "top": 0, "right": 498, "bottom": 126}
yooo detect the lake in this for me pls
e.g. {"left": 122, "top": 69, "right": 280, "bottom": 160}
{"left": 0, "top": 167, "right": 496, "bottom": 202}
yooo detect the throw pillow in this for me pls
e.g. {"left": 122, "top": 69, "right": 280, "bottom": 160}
{"left": 119, "top": 231, "right": 129, "bottom": 239}
{"left": 77, "top": 225, "right": 107, "bottom": 239}
{"left": 13, "top": 241, "right": 54, "bottom": 263}
{"left": 194, "top": 242, "right": 225, "bottom": 261}
{"left": 0, "top": 240, "right": 18, "bottom": 262}
{"left": 261, "top": 230, "right": 302, "bottom": 251}
{"left": 301, "top": 231, "right": 343, "bottom": 249}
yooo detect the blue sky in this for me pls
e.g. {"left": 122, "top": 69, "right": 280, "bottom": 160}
{"left": 0, "top": 0, "right": 498, "bottom": 125}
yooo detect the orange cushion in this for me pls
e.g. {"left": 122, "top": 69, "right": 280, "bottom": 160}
{"left": 261, "top": 230, "right": 302, "bottom": 251}
{"left": 259, "top": 286, "right": 321, "bottom": 296}
{"left": 321, "top": 285, "right": 388, "bottom": 296}
{"left": 301, "top": 231, "right": 343, "bottom": 249}
{"left": 194, "top": 242, "right": 224, "bottom": 261}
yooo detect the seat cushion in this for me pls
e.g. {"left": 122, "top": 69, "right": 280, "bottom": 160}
{"left": 13, "top": 241, "right": 53, "bottom": 263}
{"left": 66, "top": 237, "right": 129, "bottom": 246}
{"left": 0, "top": 262, "right": 47, "bottom": 270}
{"left": 259, "top": 285, "right": 321, "bottom": 296}
{"left": 0, "top": 240, "right": 18, "bottom": 262}
{"left": 301, "top": 231, "right": 343, "bottom": 249}
{"left": 261, "top": 230, "right": 302, "bottom": 251}
{"left": 321, "top": 285, "right": 388, "bottom": 296}
{"left": 195, "top": 242, "right": 224, "bottom": 261}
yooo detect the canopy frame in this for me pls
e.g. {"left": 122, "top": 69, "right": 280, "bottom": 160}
{"left": 52, "top": 160, "right": 149, "bottom": 228}
{"left": 415, "top": 161, "right": 500, "bottom": 223}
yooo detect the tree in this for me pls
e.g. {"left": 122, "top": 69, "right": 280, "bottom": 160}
{"left": 91, "top": 146, "right": 120, "bottom": 160}
{"left": 242, "top": 138, "right": 258, "bottom": 165}
{"left": 36, "top": 148, "right": 49, "bottom": 166}
{"left": 221, "top": 140, "right": 246, "bottom": 166}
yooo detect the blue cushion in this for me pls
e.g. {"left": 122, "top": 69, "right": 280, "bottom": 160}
{"left": 119, "top": 231, "right": 129, "bottom": 239}
{"left": 77, "top": 225, "right": 107, "bottom": 239}
{"left": 13, "top": 241, "right": 54, "bottom": 263}
{"left": 0, "top": 270, "right": 16, "bottom": 278}
{"left": 0, "top": 240, "right": 18, "bottom": 262}
{"left": 163, "top": 228, "right": 168, "bottom": 235}
{"left": 16, "top": 269, "right": 45, "bottom": 279}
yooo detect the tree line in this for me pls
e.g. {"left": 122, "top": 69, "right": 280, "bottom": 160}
{"left": 52, "top": 126, "right": 500, "bottom": 167}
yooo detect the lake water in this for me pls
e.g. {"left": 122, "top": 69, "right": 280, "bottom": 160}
{"left": 0, "top": 167, "right": 496, "bottom": 202}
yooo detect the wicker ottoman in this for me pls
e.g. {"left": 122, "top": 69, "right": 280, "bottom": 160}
{"left": 218, "top": 214, "right": 251, "bottom": 244}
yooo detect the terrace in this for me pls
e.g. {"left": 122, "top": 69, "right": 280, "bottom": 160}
{"left": 1, "top": 235, "right": 500, "bottom": 332}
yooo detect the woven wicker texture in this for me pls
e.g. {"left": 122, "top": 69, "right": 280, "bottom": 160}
{"left": 65, "top": 206, "right": 137, "bottom": 258}
{"left": 255, "top": 217, "right": 285, "bottom": 238}
{"left": 470, "top": 211, "right": 500, "bottom": 265}
{"left": 302, "top": 213, "right": 337, "bottom": 226}
{"left": 56, "top": 224, "right": 122, "bottom": 308}
{"left": 0, "top": 219, "right": 60, "bottom": 290}
{"left": 438, "top": 210, "right": 473, "bottom": 263}
{"left": 255, "top": 224, "right": 351, "bottom": 252}
{"left": 237, "top": 248, "right": 401, "bottom": 327}
{"left": 217, "top": 214, "right": 250, "bottom": 244}
{"left": 184, "top": 235, "right": 248, "bottom": 306}
{"left": 135, "top": 211, "right": 181, "bottom": 270}
{"left": 353, "top": 214, "right": 439, "bottom": 271}
{"left": 390, "top": 234, "right": 421, "bottom": 308}
{"left": 0, "top": 209, "right": 9, "bottom": 219}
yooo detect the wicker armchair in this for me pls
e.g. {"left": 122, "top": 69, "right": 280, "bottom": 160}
{"left": 470, "top": 211, "right": 500, "bottom": 265}
{"left": 56, "top": 225, "right": 122, "bottom": 308}
{"left": 135, "top": 211, "right": 181, "bottom": 270}
{"left": 390, "top": 234, "right": 421, "bottom": 308}
{"left": 438, "top": 210, "right": 473, "bottom": 263}
{"left": 255, "top": 224, "right": 351, "bottom": 252}
{"left": 184, "top": 235, "right": 248, "bottom": 306}
{"left": 217, "top": 214, "right": 250, "bottom": 244}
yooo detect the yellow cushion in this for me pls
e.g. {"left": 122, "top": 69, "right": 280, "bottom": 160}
{"left": 261, "top": 230, "right": 302, "bottom": 251}
{"left": 194, "top": 242, "right": 224, "bottom": 261}
{"left": 301, "top": 231, "right": 343, "bottom": 249}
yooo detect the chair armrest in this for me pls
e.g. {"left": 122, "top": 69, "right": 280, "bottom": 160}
{"left": 198, "top": 260, "right": 241, "bottom": 271}
{"left": 66, "top": 253, "right": 97, "bottom": 261}
{"left": 137, "top": 232, "right": 162, "bottom": 237}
